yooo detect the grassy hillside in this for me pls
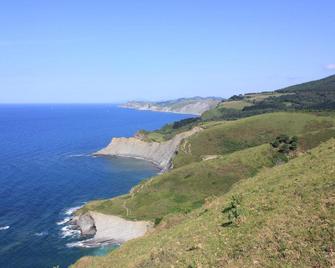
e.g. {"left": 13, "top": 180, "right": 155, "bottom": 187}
{"left": 201, "top": 74, "right": 335, "bottom": 121}
{"left": 278, "top": 74, "right": 335, "bottom": 93}
{"left": 77, "top": 144, "right": 277, "bottom": 220}
{"left": 173, "top": 112, "right": 334, "bottom": 168}
{"left": 70, "top": 76, "right": 335, "bottom": 267}
{"left": 131, "top": 75, "right": 335, "bottom": 144}
{"left": 141, "top": 75, "right": 335, "bottom": 142}
{"left": 77, "top": 112, "right": 335, "bottom": 222}
{"left": 72, "top": 138, "right": 335, "bottom": 268}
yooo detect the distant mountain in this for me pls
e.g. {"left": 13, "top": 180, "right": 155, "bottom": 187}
{"left": 120, "top": 97, "right": 223, "bottom": 115}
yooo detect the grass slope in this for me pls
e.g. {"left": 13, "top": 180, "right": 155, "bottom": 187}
{"left": 78, "top": 113, "right": 335, "bottom": 222}
{"left": 201, "top": 74, "right": 335, "bottom": 121}
{"left": 137, "top": 75, "right": 335, "bottom": 141}
{"left": 78, "top": 144, "right": 277, "bottom": 221}
{"left": 278, "top": 74, "right": 335, "bottom": 93}
{"left": 174, "top": 112, "right": 334, "bottom": 168}
{"left": 72, "top": 138, "right": 335, "bottom": 268}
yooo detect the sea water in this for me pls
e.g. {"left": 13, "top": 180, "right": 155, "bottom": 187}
{"left": 0, "top": 104, "right": 192, "bottom": 268}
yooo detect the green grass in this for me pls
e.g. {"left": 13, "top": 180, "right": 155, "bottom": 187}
{"left": 221, "top": 100, "right": 252, "bottom": 110}
{"left": 244, "top": 92, "right": 291, "bottom": 102}
{"left": 77, "top": 112, "right": 335, "bottom": 222}
{"left": 72, "top": 138, "right": 335, "bottom": 268}
{"left": 77, "top": 144, "right": 277, "bottom": 220}
{"left": 174, "top": 112, "right": 335, "bottom": 168}
{"left": 139, "top": 117, "right": 201, "bottom": 142}
{"left": 142, "top": 132, "right": 166, "bottom": 142}
{"left": 77, "top": 124, "right": 335, "bottom": 223}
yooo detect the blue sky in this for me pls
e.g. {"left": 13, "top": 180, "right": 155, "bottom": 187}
{"left": 0, "top": 0, "right": 334, "bottom": 103}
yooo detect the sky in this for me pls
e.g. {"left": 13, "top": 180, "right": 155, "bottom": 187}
{"left": 0, "top": 0, "right": 334, "bottom": 103}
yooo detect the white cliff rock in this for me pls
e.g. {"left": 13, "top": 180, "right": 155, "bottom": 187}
{"left": 76, "top": 213, "right": 96, "bottom": 236}
{"left": 120, "top": 97, "right": 222, "bottom": 115}
{"left": 94, "top": 127, "right": 202, "bottom": 170}
{"left": 69, "top": 212, "right": 152, "bottom": 248}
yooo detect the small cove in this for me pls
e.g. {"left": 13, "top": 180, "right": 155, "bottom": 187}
{"left": 0, "top": 104, "right": 191, "bottom": 268}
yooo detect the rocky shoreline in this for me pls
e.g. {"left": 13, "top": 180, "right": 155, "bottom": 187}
{"left": 66, "top": 211, "right": 152, "bottom": 248}
{"left": 66, "top": 127, "right": 202, "bottom": 248}
{"left": 94, "top": 126, "right": 202, "bottom": 171}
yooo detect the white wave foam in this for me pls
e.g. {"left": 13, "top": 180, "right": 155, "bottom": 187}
{"left": 60, "top": 225, "right": 80, "bottom": 238}
{"left": 0, "top": 226, "right": 10, "bottom": 231}
{"left": 56, "top": 217, "right": 71, "bottom": 225}
{"left": 66, "top": 239, "right": 119, "bottom": 248}
{"left": 66, "top": 154, "right": 89, "bottom": 158}
{"left": 64, "top": 205, "right": 83, "bottom": 216}
{"left": 66, "top": 240, "right": 92, "bottom": 248}
{"left": 59, "top": 204, "right": 88, "bottom": 239}
{"left": 34, "top": 231, "right": 48, "bottom": 236}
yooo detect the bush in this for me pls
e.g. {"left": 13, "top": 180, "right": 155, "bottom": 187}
{"left": 271, "top": 135, "right": 299, "bottom": 154}
{"left": 154, "top": 217, "right": 162, "bottom": 226}
{"left": 221, "top": 195, "right": 243, "bottom": 227}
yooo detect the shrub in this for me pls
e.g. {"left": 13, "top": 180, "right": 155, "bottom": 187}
{"left": 154, "top": 217, "right": 162, "bottom": 226}
{"left": 221, "top": 195, "right": 243, "bottom": 227}
{"left": 271, "top": 135, "right": 299, "bottom": 154}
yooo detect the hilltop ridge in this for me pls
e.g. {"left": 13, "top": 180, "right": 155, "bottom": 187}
{"left": 72, "top": 137, "right": 335, "bottom": 268}
{"left": 120, "top": 97, "right": 222, "bottom": 115}
{"left": 71, "top": 74, "right": 335, "bottom": 267}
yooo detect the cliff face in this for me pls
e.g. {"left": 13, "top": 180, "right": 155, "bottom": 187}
{"left": 70, "top": 212, "right": 152, "bottom": 247}
{"left": 94, "top": 127, "right": 202, "bottom": 170}
{"left": 120, "top": 97, "right": 222, "bottom": 115}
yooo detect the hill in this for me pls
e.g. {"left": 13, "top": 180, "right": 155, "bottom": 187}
{"left": 77, "top": 112, "right": 335, "bottom": 222}
{"left": 202, "top": 74, "right": 335, "bottom": 121}
{"left": 70, "top": 75, "right": 335, "bottom": 267}
{"left": 134, "top": 75, "right": 335, "bottom": 142}
{"left": 120, "top": 97, "right": 222, "bottom": 115}
{"left": 72, "top": 137, "right": 335, "bottom": 268}
{"left": 173, "top": 112, "right": 335, "bottom": 167}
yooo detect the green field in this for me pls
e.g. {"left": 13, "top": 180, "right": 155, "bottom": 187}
{"left": 77, "top": 112, "right": 335, "bottom": 222}
{"left": 140, "top": 75, "right": 335, "bottom": 140}
{"left": 220, "top": 100, "right": 252, "bottom": 110}
{"left": 72, "top": 75, "right": 335, "bottom": 267}
{"left": 77, "top": 144, "right": 277, "bottom": 220}
{"left": 72, "top": 137, "right": 335, "bottom": 268}
{"left": 173, "top": 112, "right": 335, "bottom": 168}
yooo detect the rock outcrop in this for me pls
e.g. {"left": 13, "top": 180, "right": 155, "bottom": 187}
{"left": 75, "top": 213, "right": 97, "bottom": 236}
{"left": 69, "top": 212, "right": 153, "bottom": 247}
{"left": 94, "top": 127, "right": 202, "bottom": 170}
{"left": 89, "top": 212, "right": 152, "bottom": 242}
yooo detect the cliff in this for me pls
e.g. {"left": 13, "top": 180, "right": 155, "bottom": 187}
{"left": 94, "top": 127, "right": 203, "bottom": 170}
{"left": 68, "top": 212, "right": 152, "bottom": 248}
{"left": 72, "top": 137, "right": 335, "bottom": 268}
{"left": 120, "top": 97, "right": 222, "bottom": 115}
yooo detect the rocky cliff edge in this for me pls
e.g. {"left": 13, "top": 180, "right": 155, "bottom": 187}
{"left": 94, "top": 127, "right": 202, "bottom": 171}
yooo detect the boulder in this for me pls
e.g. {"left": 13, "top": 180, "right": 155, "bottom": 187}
{"left": 77, "top": 213, "right": 96, "bottom": 236}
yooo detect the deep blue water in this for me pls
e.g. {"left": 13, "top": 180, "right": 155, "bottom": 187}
{"left": 0, "top": 104, "right": 191, "bottom": 268}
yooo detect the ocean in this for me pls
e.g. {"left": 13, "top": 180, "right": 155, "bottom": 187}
{"left": 0, "top": 104, "right": 191, "bottom": 268}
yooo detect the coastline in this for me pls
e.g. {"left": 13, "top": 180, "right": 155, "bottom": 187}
{"left": 0, "top": 104, "right": 197, "bottom": 267}
{"left": 94, "top": 126, "right": 202, "bottom": 171}
{"left": 70, "top": 111, "right": 202, "bottom": 251}
{"left": 67, "top": 212, "right": 153, "bottom": 248}
{"left": 119, "top": 105, "right": 202, "bottom": 116}
{"left": 71, "top": 127, "right": 202, "bottom": 248}
{"left": 93, "top": 153, "right": 165, "bottom": 173}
